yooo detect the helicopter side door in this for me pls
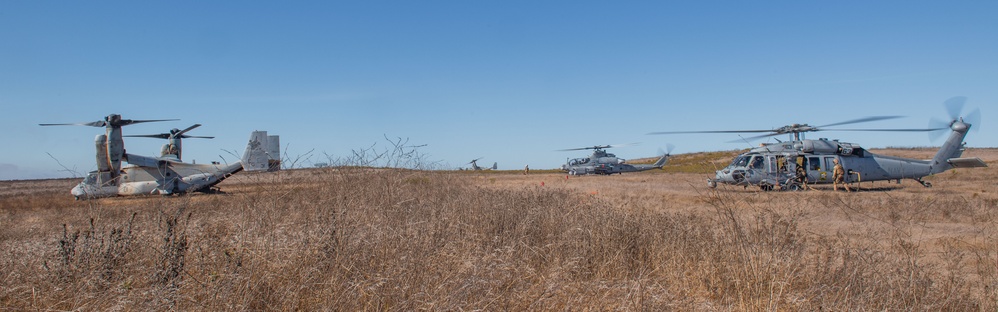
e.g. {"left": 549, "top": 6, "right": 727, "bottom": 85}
{"left": 743, "top": 155, "right": 766, "bottom": 184}
{"left": 806, "top": 156, "right": 827, "bottom": 183}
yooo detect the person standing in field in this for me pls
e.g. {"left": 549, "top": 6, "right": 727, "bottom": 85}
{"left": 524, "top": 165, "right": 529, "bottom": 175}
{"left": 833, "top": 158, "right": 851, "bottom": 192}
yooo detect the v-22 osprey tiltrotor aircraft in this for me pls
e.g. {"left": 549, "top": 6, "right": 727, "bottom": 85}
{"left": 41, "top": 114, "right": 280, "bottom": 199}
{"left": 650, "top": 97, "right": 987, "bottom": 190}
{"left": 466, "top": 157, "right": 497, "bottom": 170}
{"left": 559, "top": 144, "right": 671, "bottom": 175}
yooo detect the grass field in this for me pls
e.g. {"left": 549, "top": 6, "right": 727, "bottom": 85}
{"left": 1, "top": 148, "right": 996, "bottom": 310}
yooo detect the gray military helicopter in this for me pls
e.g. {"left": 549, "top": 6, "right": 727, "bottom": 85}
{"left": 466, "top": 157, "right": 497, "bottom": 170}
{"left": 559, "top": 144, "right": 671, "bottom": 175}
{"left": 124, "top": 124, "right": 214, "bottom": 161}
{"left": 41, "top": 114, "right": 275, "bottom": 199}
{"left": 649, "top": 97, "right": 986, "bottom": 190}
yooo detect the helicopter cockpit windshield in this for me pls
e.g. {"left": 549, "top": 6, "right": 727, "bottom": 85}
{"left": 568, "top": 157, "right": 591, "bottom": 166}
{"left": 729, "top": 155, "right": 751, "bottom": 168}
{"left": 83, "top": 172, "right": 97, "bottom": 184}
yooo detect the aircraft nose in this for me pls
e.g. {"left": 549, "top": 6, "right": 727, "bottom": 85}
{"left": 71, "top": 184, "right": 85, "bottom": 197}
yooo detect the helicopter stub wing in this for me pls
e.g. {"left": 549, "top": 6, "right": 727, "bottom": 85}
{"left": 947, "top": 157, "right": 987, "bottom": 168}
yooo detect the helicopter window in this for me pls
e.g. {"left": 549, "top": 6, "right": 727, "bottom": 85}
{"left": 808, "top": 157, "right": 821, "bottom": 170}
{"left": 778, "top": 156, "right": 790, "bottom": 172}
{"left": 749, "top": 156, "right": 764, "bottom": 169}
{"left": 731, "top": 156, "right": 750, "bottom": 167}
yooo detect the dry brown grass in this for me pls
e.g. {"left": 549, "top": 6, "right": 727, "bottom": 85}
{"left": 1, "top": 148, "right": 996, "bottom": 310}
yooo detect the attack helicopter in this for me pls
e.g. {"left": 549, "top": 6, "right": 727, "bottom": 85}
{"left": 559, "top": 144, "right": 671, "bottom": 175}
{"left": 649, "top": 97, "right": 986, "bottom": 191}
{"left": 40, "top": 114, "right": 277, "bottom": 199}
{"left": 466, "top": 157, "right": 497, "bottom": 170}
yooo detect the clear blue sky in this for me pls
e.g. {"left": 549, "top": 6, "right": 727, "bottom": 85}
{"left": 2, "top": 1, "right": 996, "bottom": 180}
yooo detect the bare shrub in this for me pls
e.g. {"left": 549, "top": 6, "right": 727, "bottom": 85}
{"left": 50, "top": 212, "right": 136, "bottom": 287}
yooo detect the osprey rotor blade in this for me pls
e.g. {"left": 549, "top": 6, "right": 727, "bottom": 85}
{"left": 39, "top": 121, "right": 107, "bottom": 127}
{"left": 123, "top": 134, "right": 172, "bottom": 139}
{"left": 174, "top": 124, "right": 202, "bottom": 137}
{"left": 118, "top": 118, "right": 179, "bottom": 126}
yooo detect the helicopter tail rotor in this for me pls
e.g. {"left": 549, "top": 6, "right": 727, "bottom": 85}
{"left": 656, "top": 143, "right": 676, "bottom": 157}
{"left": 929, "top": 96, "right": 982, "bottom": 142}
{"left": 927, "top": 118, "right": 950, "bottom": 142}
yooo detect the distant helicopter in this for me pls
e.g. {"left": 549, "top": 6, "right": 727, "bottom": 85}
{"left": 649, "top": 97, "right": 986, "bottom": 190}
{"left": 124, "top": 124, "right": 214, "bottom": 161}
{"left": 40, "top": 114, "right": 277, "bottom": 199}
{"left": 465, "top": 157, "right": 497, "bottom": 170}
{"left": 559, "top": 144, "right": 671, "bottom": 175}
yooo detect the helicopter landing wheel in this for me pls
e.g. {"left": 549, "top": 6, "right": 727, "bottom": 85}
{"left": 916, "top": 179, "right": 932, "bottom": 188}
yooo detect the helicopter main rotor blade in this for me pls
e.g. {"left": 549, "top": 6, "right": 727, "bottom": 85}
{"left": 179, "top": 135, "right": 215, "bottom": 139}
{"left": 725, "top": 132, "right": 784, "bottom": 143}
{"left": 816, "top": 115, "right": 904, "bottom": 128}
{"left": 830, "top": 127, "right": 948, "bottom": 132}
{"left": 556, "top": 143, "right": 637, "bottom": 151}
{"left": 648, "top": 129, "right": 775, "bottom": 135}
{"left": 557, "top": 147, "right": 595, "bottom": 151}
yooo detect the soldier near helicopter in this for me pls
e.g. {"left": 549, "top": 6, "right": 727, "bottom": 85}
{"left": 795, "top": 157, "right": 810, "bottom": 190}
{"left": 832, "top": 158, "right": 851, "bottom": 192}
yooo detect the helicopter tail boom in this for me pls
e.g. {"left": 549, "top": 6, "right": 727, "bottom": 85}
{"left": 929, "top": 119, "right": 982, "bottom": 174}
{"left": 652, "top": 154, "right": 670, "bottom": 168}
